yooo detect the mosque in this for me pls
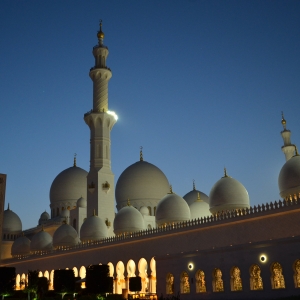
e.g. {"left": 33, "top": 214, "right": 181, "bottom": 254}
{"left": 0, "top": 22, "right": 300, "bottom": 300}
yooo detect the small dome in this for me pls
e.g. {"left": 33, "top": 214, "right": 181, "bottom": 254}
{"left": 189, "top": 193, "right": 211, "bottom": 219}
{"left": 278, "top": 155, "right": 300, "bottom": 199}
{"left": 50, "top": 165, "right": 88, "bottom": 207}
{"left": 11, "top": 235, "right": 31, "bottom": 256}
{"left": 80, "top": 215, "right": 108, "bottom": 242}
{"left": 114, "top": 204, "right": 145, "bottom": 235}
{"left": 183, "top": 189, "right": 209, "bottom": 205}
{"left": 116, "top": 160, "right": 169, "bottom": 209}
{"left": 156, "top": 192, "right": 191, "bottom": 226}
{"left": 77, "top": 197, "right": 87, "bottom": 208}
{"left": 209, "top": 172, "right": 250, "bottom": 214}
{"left": 30, "top": 229, "right": 53, "bottom": 252}
{"left": 3, "top": 205, "right": 22, "bottom": 233}
{"left": 53, "top": 223, "right": 80, "bottom": 248}
{"left": 140, "top": 206, "right": 150, "bottom": 216}
{"left": 38, "top": 211, "right": 50, "bottom": 225}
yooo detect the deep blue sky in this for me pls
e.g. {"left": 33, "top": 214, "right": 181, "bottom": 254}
{"left": 1, "top": 1, "right": 299, "bottom": 229}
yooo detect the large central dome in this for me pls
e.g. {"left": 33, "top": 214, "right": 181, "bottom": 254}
{"left": 115, "top": 160, "right": 169, "bottom": 212}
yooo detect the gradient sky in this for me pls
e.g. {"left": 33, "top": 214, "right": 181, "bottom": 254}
{"left": 1, "top": 1, "right": 299, "bottom": 229}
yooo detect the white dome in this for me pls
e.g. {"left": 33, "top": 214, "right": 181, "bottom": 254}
{"left": 77, "top": 196, "right": 87, "bottom": 208}
{"left": 53, "top": 223, "right": 80, "bottom": 248}
{"left": 115, "top": 160, "right": 169, "bottom": 209}
{"left": 114, "top": 205, "right": 145, "bottom": 235}
{"left": 278, "top": 155, "right": 300, "bottom": 199}
{"left": 80, "top": 215, "right": 108, "bottom": 242}
{"left": 183, "top": 189, "right": 209, "bottom": 205}
{"left": 189, "top": 194, "right": 211, "bottom": 220}
{"left": 209, "top": 174, "right": 250, "bottom": 214}
{"left": 11, "top": 236, "right": 31, "bottom": 256}
{"left": 38, "top": 211, "right": 50, "bottom": 225}
{"left": 140, "top": 206, "right": 150, "bottom": 216}
{"left": 3, "top": 206, "right": 22, "bottom": 233}
{"left": 30, "top": 229, "right": 53, "bottom": 252}
{"left": 155, "top": 192, "right": 191, "bottom": 226}
{"left": 50, "top": 165, "right": 88, "bottom": 208}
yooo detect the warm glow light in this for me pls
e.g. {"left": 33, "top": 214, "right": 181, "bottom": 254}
{"left": 260, "top": 254, "right": 267, "bottom": 263}
{"left": 188, "top": 263, "right": 194, "bottom": 270}
{"left": 107, "top": 110, "right": 118, "bottom": 120}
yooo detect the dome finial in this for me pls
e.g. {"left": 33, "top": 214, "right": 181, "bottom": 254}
{"left": 281, "top": 111, "right": 287, "bottom": 130}
{"left": 97, "top": 19, "right": 105, "bottom": 44}
{"left": 223, "top": 167, "right": 228, "bottom": 178}
{"left": 7, "top": 203, "right": 10, "bottom": 211}
{"left": 168, "top": 185, "right": 173, "bottom": 194}
{"left": 127, "top": 199, "right": 131, "bottom": 206}
{"left": 197, "top": 192, "right": 201, "bottom": 201}
{"left": 73, "top": 153, "right": 77, "bottom": 167}
{"left": 140, "top": 146, "right": 143, "bottom": 161}
{"left": 93, "top": 209, "right": 96, "bottom": 216}
{"left": 193, "top": 179, "right": 196, "bottom": 190}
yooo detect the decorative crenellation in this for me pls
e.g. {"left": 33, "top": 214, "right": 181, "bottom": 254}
{"left": 8, "top": 196, "right": 300, "bottom": 261}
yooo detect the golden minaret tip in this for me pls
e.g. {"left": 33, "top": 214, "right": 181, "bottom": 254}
{"left": 223, "top": 167, "right": 228, "bottom": 178}
{"left": 168, "top": 185, "right": 173, "bottom": 194}
{"left": 97, "top": 19, "right": 105, "bottom": 40}
{"left": 281, "top": 111, "right": 287, "bottom": 130}
{"left": 127, "top": 199, "right": 131, "bottom": 206}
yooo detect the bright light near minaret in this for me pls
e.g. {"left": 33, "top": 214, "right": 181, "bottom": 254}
{"left": 107, "top": 110, "right": 118, "bottom": 121}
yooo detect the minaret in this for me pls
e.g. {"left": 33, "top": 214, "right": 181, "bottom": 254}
{"left": 84, "top": 21, "right": 117, "bottom": 235}
{"left": 280, "top": 112, "right": 295, "bottom": 161}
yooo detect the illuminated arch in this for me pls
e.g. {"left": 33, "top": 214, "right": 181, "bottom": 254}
{"left": 250, "top": 264, "right": 263, "bottom": 290}
{"left": 127, "top": 259, "right": 136, "bottom": 277}
{"left": 21, "top": 273, "right": 26, "bottom": 290}
{"left": 138, "top": 258, "right": 148, "bottom": 293}
{"left": 195, "top": 269, "right": 206, "bottom": 293}
{"left": 293, "top": 259, "right": 300, "bottom": 288}
{"left": 79, "top": 266, "right": 86, "bottom": 289}
{"left": 271, "top": 262, "right": 285, "bottom": 289}
{"left": 107, "top": 262, "right": 114, "bottom": 277}
{"left": 73, "top": 267, "right": 78, "bottom": 277}
{"left": 212, "top": 268, "right": 224, "bottom": 292}
{"left": 149, "top": 257, "right": 156, "bottom": 293}
{"left": 230, "top": 266, "right": 242, "bottom": 291}
{"left": 49, "top": 270, "right": 54, "bottom": 290}
{"left": 16, "top": 274, "right": 21, "bottom": 290}
{"left": 44, "top": 270, "right": 49, "bottom": 280}
{"left": 38, "top": 271, "right": 43, "bottom": 277}
{"left": 166, "top": 273, "right": 174, "bottom": 295}
{"left": 116, "top": 261, "right": 125, "bottom": 294}
{"left": 180, "top": 271, "right": 190, "bottom": 294}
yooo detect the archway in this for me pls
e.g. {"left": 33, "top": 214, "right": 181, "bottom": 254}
{"left": 293, "top": 259, "right": 300, "bottom": 288}
{"left": 73, "top": 267, "right": 78, "bottom": 277}
{"left": 49, "top": 270, "right": 54, "bottom": 290}
{"left": 230, "top": 266, "right": 242, "bottom": 291}
{"left": 212, "top": 268, "right": 224, "bottom": 292}
{"left": 271, "top": 262, "right": 285, "bottom": 289}
{"left": 16, "top": 274, "right": 20, "bottom": 290}
{"left": 138, "top": 258, "right": 148, "bottom": 293}
{"left": 79, "top": 266, "right": 86, "bottom": 289}
{"left": 116, "top": 261, "right": 125, "bottom": 294}
{"left": 166, "top": 273, "right": 174, "bottom": 295}
{"left": 195, "top": 269, "right": 206, "bottom": 293}
{"left": 249, "top": 264, "right": 263, "bottom": 290}
{"left": 149, "top": 257, "right": 156, "bottom": 293}
{"left": 180, "top": 271, "right": 190, "bottom": 294}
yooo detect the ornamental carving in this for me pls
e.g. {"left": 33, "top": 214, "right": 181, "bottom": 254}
{"left": 231, "top": 267, "right": 242, "bottom": 291}
{"left": 213, "top": 268, "right": 224, "bottom": 292}
{"left": 250, "top": 264, "right": 263, "bottom": 290}
{"left": 166, "top": 273, "right": 174, "bottom": 294}
{"left": 181, "top": 271, "right": 190, "bottom": 294}
{"left": 272, "top": 262, "right": 285, "bottom": 289}
{"left": 196, "top": 270, "right": 206, "bottom": 293}
{"left": 294, "top": 260, "right": 300, "bottom": 288}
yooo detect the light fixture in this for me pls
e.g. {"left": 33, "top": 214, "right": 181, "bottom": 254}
{"left": 188, "top": 263, "right": 194, "bottom": 270}
{"left": 259, "top": 254, "right": 267, "bottom": 263}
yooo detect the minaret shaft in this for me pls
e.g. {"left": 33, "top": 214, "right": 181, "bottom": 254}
{"left": 280, "top": 113, "right": 295, "bottom": 161}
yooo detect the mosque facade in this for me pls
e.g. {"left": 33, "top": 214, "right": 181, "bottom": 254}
{"left": 1, "top": 23, "right": 300, "bottom": 300}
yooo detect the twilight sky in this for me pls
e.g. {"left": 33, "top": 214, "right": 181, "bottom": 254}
{"left": 0, "top": 1, "right": 299, "bottom": 229}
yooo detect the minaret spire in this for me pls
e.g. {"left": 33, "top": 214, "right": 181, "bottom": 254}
{"left": 140, "top": 146, "right": 144, "bottom": 161}
{"left": 83, "top": 21, "right": 118, "bottom": 236}
{"left": 280, "top": 112, "right": 295, "bottom": 161}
